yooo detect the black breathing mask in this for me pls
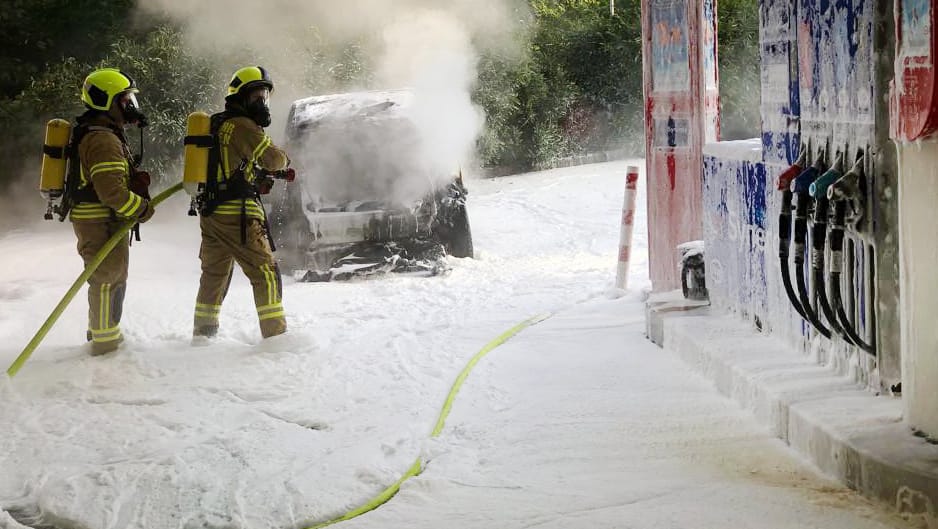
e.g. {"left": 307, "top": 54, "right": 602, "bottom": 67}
{"left": 121, "top": 92, "right": 148, "bottom": 128}
{"left": 244, "top": 87, "right": 272, "bottom": 127}
{"left": 247, "top": 98, "right": 271, "bottom": 128}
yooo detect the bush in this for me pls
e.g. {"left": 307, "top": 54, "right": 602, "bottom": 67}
{"left": 718, "top": 0, "right": 761, "bottom": 140}
{"left": 0, "top": 25, "right": 215, "bottom": 190}
{"left": 474, "top": 0, "right": 646, "bottom": 172}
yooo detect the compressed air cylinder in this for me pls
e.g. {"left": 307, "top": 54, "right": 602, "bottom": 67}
{"left": 183, "top": 111, "right": 211, "bottom": 196}
{"left": 39, "top": 119, "right": 72, "bottom": 198}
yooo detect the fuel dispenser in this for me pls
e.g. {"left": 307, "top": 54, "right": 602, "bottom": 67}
{"left": 776, "top": 141, "right": 880, "bottom": 348}
{"left": 891, "top": 0, "right": 938, "bottom": 439}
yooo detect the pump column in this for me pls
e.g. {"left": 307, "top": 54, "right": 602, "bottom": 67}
{"left": 892, "top": 0, "right": 938, "bottom": 440}
{"left": 640, "top": 0, "right": 719, "bottom": 292}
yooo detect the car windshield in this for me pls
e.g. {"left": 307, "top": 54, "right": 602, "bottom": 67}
{"left": 287, "top": 91, "right": 430, "bottom": 208}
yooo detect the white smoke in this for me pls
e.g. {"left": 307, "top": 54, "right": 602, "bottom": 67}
{"left": 136, "top": 0, "right": 528, "bottom": 205}
{"left": 376, "top": 9, "right": 483, "bottom": 181}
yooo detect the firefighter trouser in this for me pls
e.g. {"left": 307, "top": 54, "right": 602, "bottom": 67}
{"left": 73, "top": 220, "right": 128, "bottom": 353}
{"left": 194, "top": 214, "right": 286, "bottom": 338}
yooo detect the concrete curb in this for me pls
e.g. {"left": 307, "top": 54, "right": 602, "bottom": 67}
{"left": 536, "top": 148, "right": 634, "bottom": 170}
{"left": 475, "top": 148, "right": 640, "bottom": 179}
{"left": 646, "top": 296, "right": 938, "bottom": 526}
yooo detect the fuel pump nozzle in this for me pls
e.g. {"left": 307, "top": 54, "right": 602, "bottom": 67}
{"left": 777, "top": 145, "right": 807, "bottom": 191}
{"left": 790, "top": 146, "right": 828, "bottom": 261}
{"left": 827, "top": 195, "right": 876, "bottom": 355}
{"left": 824, "top": 152, "right": 875, "bottom": 354}
{"left": 827, "top": 155, "right": 866, "bottom": 226}
{"left": 778, "top": 144, "right": 809, "bottom": 320}
{"left": 787, "top": 147, "right": 832, "bottom": 339}
{"left": 807, "top": 152, "right": 853, "bottom": 343}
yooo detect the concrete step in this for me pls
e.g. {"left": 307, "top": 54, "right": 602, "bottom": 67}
{"left": 647, "top": 296, "right": 938, "bottom": 527}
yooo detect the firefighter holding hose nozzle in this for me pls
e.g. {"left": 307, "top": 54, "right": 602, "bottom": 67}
{"left": 186, "top": 66, "right": 294, "bottom": 341}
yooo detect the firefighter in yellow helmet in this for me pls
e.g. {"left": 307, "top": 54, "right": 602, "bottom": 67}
{"left": 73, "top": 68, "right": 155, "bottom": 355}
{"left": 193, "top": 66, "right": 292, "bottom": 339}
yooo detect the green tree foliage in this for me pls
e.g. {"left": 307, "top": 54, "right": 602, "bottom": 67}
{"left": 718, "top": 0, "right": 761, "bottom": 140}
{"left": 475, "top": 0, "right": 646, "bottom": 170}
{"left": 0, "top": 24, "right": 214, "bottom": 186}
{"left": 0, "top": 0, "right": 135, "bottom": 99}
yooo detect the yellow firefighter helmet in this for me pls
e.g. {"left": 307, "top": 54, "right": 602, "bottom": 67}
{"left": 226, "top": 66, "right": 274, "bottom": 99}
{"left": 81, "top": 68, "right": 138, "bottom": 111}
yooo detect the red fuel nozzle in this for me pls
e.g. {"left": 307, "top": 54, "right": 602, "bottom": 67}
{"left": 776, "top": 145, "right": 808, "bottom": 191}
{"left": 776, "top": 163, "right": 802, "bottom": 191}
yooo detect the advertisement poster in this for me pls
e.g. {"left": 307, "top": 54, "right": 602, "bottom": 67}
{"left": 902, "top": 0, "right": 931, "bottom": 56}
{"left": 651, "top": 0, "right": 689, "bottom": 91}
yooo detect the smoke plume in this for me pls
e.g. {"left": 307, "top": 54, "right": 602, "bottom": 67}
{"left": 136, "top": 0, "right": 528, "bottom": 206}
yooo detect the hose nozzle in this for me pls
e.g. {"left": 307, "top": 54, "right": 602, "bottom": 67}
{"left": 791, "top": 166, "right": 820, "bottom": 194}
{"left": 809, "top": 151, "right": 845, "bottom": 199}
{"left": 827, "top": 155, "right": 865, "bottom": 202}
{"left": 776, "top": 144, "right": 808, "bottom": 191}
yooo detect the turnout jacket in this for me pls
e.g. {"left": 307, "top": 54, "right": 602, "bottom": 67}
{"left": 210, "top": 115, "right": 290, "bottom": 221}
{"left": 70, "top": 114, "right": 147, "bottom": 223}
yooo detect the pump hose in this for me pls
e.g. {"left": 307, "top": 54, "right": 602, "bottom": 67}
{"left": 828, "top": 201, "right": 875, "bottom": 356}
{"left": 792, "top": 193, "right": 832, "bottom": 339}
{"left": 830, "top": 274, "right": 875, "bottom": 356}
{"left": 778, "top": 190, "right": 807, "bottom": 320}
{"left": 814, "top": 269, "right": 852, "bottom": 344}
{"left": 5, "top": 182, "right": 184, "bottom": 377}
{"left": 810, "top": 198, "right": 851, "bottom": 342}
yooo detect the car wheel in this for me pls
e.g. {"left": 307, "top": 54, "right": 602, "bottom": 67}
{"left": 438, "top": 203, "right": 473, "bottom": 258}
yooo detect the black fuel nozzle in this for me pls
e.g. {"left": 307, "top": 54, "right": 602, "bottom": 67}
{"left": 828, "top": 199, "right": 848, "bottom": 267}
{"left": 792, "top": 146, "right": 827, "bottom": 199}
{"left": 806, "top": 152, "right": 844, "bottom": 268}
{"left": 789, "top": 148, "right": 827, "bottom": 265}
{"left": 777, "top": 143, "right": 815, "bottom": 322}
{"left": 827, "top": 154, "right": 866, "bottom": 226}
{"left": 827, "top": 155, "right": 865, "bottom": 202}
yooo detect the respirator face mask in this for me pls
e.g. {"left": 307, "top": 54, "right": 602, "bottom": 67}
{"left": 246, "top": 87, "right": 271, "bottom": 127}
{"left": 119, "top": 92, "right": 148, "bottom": 128}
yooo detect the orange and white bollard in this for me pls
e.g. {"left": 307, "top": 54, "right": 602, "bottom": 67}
{"left": 615, "top": 165, "right": 640, "bottom": 289}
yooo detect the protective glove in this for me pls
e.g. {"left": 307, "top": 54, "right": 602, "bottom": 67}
{"left": 130, "top": 170, "right": 152, "bottom": 199}
{"left": 137, "top": 200, "right": 155, "bottom": 223}
{"left": 256, "top": 175, "right": 275, "bottom": 195}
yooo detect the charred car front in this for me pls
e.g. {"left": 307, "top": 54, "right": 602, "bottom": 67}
{"left": 268, "top": 89, "right": 473, "bottom": 281}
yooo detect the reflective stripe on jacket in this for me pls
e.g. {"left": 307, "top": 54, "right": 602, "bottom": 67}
{"left": 212, "top": 116, "right": 289, "bottom": 220}
{"left": 71, "top": 116, "right": 145, "bottom": 223}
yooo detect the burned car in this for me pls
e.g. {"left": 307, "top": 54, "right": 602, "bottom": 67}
{"left": 268, "top": 89, "right": 473, "bottom": 281}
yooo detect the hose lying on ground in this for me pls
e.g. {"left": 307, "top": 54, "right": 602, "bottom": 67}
{"left": 305, "top": 313, "right": 552, "bottom": 529}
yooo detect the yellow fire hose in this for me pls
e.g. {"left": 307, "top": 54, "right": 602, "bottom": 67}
{"left": 305, "top": 313, "right": 551, "bottom": 529}
{"left": 5, "top": 182, "right": 184, "bottom": 377}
